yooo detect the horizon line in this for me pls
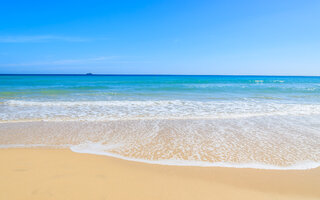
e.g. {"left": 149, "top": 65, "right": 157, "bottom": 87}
{"left": 0, "top": 73, "right": 320, "bottom": 77}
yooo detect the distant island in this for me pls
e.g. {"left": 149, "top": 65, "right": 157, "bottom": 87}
{"left": 86, "top": 73, "right": 93, "bottom": 75}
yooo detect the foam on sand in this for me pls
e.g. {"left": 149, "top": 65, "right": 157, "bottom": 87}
{"left": 1, "top": 117, "right": 319, "bottom": 170}
{"left": 70, "top": 142, "right": 320, "bottom": 170}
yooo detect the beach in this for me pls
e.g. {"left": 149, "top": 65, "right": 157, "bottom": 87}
{"left": 1, "top": 75, "right": 320, "bottom": 199}
{"left": 2, "top": 0, "right": 320, "bottom": 199}
{"left": 1, "top": 148, "right": 319, "bottom": 200}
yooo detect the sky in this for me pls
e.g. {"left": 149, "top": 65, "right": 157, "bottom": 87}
{"left": 0, "top": 0, "right": 320, "bottom": 75}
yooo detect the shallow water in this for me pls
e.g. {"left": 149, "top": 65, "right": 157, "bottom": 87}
{"left": 0, "top": 75, "right": 320, "bottom": 169}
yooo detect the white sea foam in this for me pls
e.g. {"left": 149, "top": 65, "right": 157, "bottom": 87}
{"left": 70, "top": 143, "right": 320, "bottom": 170}
{"left": 2, "top": 100, "right": 320, "bottom": 122}
{"left": 1, "top": 118, "right": 319, "bottom": 170}
{"left": 1, "top": 142, "right": 318, "bottom": 170}
{"left": 254, "top": 80, "right": 264, "bottom": 83}
{"left": 2, "top": 99, "right": 320, "bottom": 170}
{"left": 272, "top": 80, "right": 285, "bottom": 83}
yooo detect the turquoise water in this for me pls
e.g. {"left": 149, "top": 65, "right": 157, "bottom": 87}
{"left": 1, "top": 75, "right": 320, "bottom": 121}
{"left": 1, "top": 75, "right": 320, "bottom": 102}
{"left": 0, "top": 75, "right": 320, "bottom": 169}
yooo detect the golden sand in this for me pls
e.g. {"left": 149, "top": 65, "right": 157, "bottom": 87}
{"left": 0, "top": 149, "right": 319, "bottom": 200}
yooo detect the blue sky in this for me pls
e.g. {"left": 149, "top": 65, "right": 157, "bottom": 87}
{"left": 0, "top": 0, "right": 319, "bottom": 75}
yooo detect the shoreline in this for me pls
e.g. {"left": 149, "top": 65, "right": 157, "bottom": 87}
{"left": 1, "top": 144, "right": 318, "bottom": 170}
{"left": 70, "top": 146, "right": 320, "bottom": 170}
{"left": 1, "top": 148, "right": 319, "bottom": 200}
{"left": 1, "top": 120, "right": 319, "bottom": 171}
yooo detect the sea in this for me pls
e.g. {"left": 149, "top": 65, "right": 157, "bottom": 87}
{"left": 0, "top": 75, "right": 320, "bottom": 169}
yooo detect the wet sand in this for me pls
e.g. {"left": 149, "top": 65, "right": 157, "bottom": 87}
{"left": 0, "top": 148, "right": 319, "bottom": 200}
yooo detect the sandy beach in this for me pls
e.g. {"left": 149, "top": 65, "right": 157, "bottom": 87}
{"left": 0, "top": 148, "right": 319, "bottom": 200}
{"left": 2, "top": 0, "right": 320, "bottom": 199}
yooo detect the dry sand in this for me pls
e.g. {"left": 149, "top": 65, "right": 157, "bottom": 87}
{"left": 0, "top": 148, "right": 319, "bottom": 200}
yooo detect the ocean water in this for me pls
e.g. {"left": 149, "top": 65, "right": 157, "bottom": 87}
{"left": 0, "top": 75, "right": 320, "bottom": 169}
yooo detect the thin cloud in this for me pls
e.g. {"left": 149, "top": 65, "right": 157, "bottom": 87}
{"left": 49, "top": 56, "right": 118, "bottom": 65}
{"left": 0, "top": 35, "right": 92, "bottom": 43}
{"left": 1, "top": 56, "right": 119, "bottom": 67}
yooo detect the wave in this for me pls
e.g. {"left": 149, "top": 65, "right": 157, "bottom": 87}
{"left": 70, "top": 144, "right": 320, "bottom": 170}
{"left": 1, "top": 117, "right": 319, "bottom": 170}
{"left": 5, "top": 100, "right": 182, "bottom": 106}
{"left": 1, "top": 142, "right": 318, "bottom": 170}
{"left": 2, "top": 100, "right": 320, "bottom": 122}
{"left": 272, "top": 80, "right": 285, "bottom": 83}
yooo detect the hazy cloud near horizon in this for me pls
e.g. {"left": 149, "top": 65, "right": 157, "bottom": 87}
{"left": 0, "top": 56, "right": 118, "bottom": 66}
